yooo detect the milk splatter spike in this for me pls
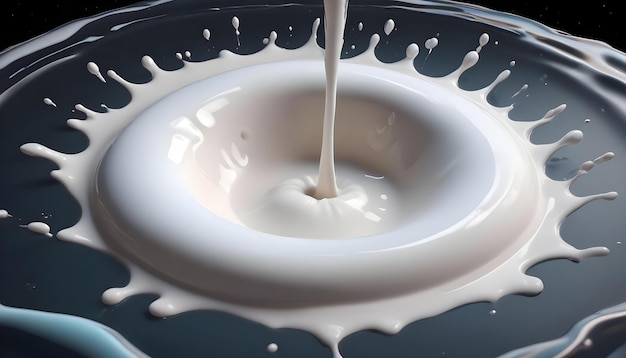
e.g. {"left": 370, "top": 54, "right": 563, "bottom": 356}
{"left": 516, "top": 104, "right": 567, "bottom": 137}
{"left": 21, "top": 222, "right": 53, "bottom": 237}
{"left": 87, "top": 61, "right": 106, "bottom": 83}
{"left": 511, "top": 83, "right": 529, "bottom": 98}
{"left": 403, "top": 43, "right": 419, "bottom": 64}
{"left": 476, "top": 33, "right": 489, "bottom": 52}
{"left": 479, "top": 69, "right": 511, "bottom": 96}
{"left": 444, "top": 50, "right": 479, "bottom": 81}
{"left": 20, "top": 143, "right": 67, "bottom": 168}
{"left": 384, "top": 19, "right": 395, "bottom": 36}
{"left": 424, "top": 37, "right": 438, "bottom": 53}
{"left": 232, "top": 16, "right": 241, "bottom": 47}
{"left": 141, "top": 56, "right": 160, "bottom": 77}
{"left": 75, "top": 104, "right": 100, "bottom": 117}
{"left": 267, "top": 31, "right": 278, "bottom": 46}
{"left": 43, "top": 97, "right": 57, "bottom": 107}
{"left": 570, "top": 152, "right": 616, "bottom": 184}
{"left": 594, "top": 151, "right": 615, "bottom": 164}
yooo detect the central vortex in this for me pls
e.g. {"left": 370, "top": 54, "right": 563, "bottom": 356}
{"left": 92, "top": 60, "right": 544, "bottom": 305}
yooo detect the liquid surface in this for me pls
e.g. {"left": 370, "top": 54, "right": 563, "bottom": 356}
{"left": 1, "top": 1, "right": 625, "bottom": 358}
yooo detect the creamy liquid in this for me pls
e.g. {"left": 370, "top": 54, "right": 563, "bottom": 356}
{"left": 15, "top": 3, "right": 619, "bottom": 358}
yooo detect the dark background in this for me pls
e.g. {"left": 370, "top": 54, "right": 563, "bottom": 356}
{"left": 0, "top": 1, "right": 623, "bottom": 53}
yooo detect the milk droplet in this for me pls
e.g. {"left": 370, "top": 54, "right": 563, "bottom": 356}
{"left": 232, "top": 16, "right": 241, "bottom": 46}
{"left": 425, "top": 37, "right": 438, "bottom": 53}
{"left": 358, "top": 22, "right": 363, "bottom": 31}
{"left": 476, "top": 33, "right": 489, "bottom": 52}
{"left": 267, "top": 343, "right": 278, "bottom": 353}
{"left": 175, "top": 52, "right": 183, "bottom": 60}
{"left": 512, "top": 84, "right": 529, "bottom": 98}
{"left": 479, "top": 33, "right": 489, "bottom": 46}
{"left": 384, "top": 19, "right": 395, "bottom": 36}
{"left": 585, "top": 118, "right": 591, "bottom": 123}
{"left": 87, "top": 61, "right": 106, "bottom": 83}
{"left": 202, "top": 28, "right": 211, "bottom": 41}
{"left": 509, "top": 60, "right": 516, "bottom": 67}
{"left": 184, "top": 51, "right": 192, "bottom": 59}
{"left": 232, "top": 16, "right": 240, "bottom": 32}
{"left": 590, "top": 152, "right": 614, "bottom": 166}
{"left": 24, "top": 222, "right": 53, "bottom": 237}
{"left": 488, "top": 309, "right": 497, "bottom": 315}
{"left": 583, "top": 338, "right": 593, "bottom": 347}
{"left": 0, "top": 209, "right": 12, "bottom": 218}
{"left": 43, "top": 97, "right": 57, "bottom": 107}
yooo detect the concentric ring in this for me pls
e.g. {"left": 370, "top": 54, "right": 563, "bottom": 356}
{"left": 94, "top": 60, "right": 544, "bottom": 305}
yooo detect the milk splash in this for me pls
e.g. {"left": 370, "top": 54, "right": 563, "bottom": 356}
{"left": 4, "top": 1, "right": 622, "bottom": 358}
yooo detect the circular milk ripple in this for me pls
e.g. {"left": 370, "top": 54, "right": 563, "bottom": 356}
{"left": 1, "top": 1, "right": 626, "bottom": 357}
{"left": 94, "top": 59, "right": 517, "bottom": 304}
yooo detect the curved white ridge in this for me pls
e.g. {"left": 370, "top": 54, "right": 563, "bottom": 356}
{"left": 19, "top": 19, "right": 617, "bottom": 357}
